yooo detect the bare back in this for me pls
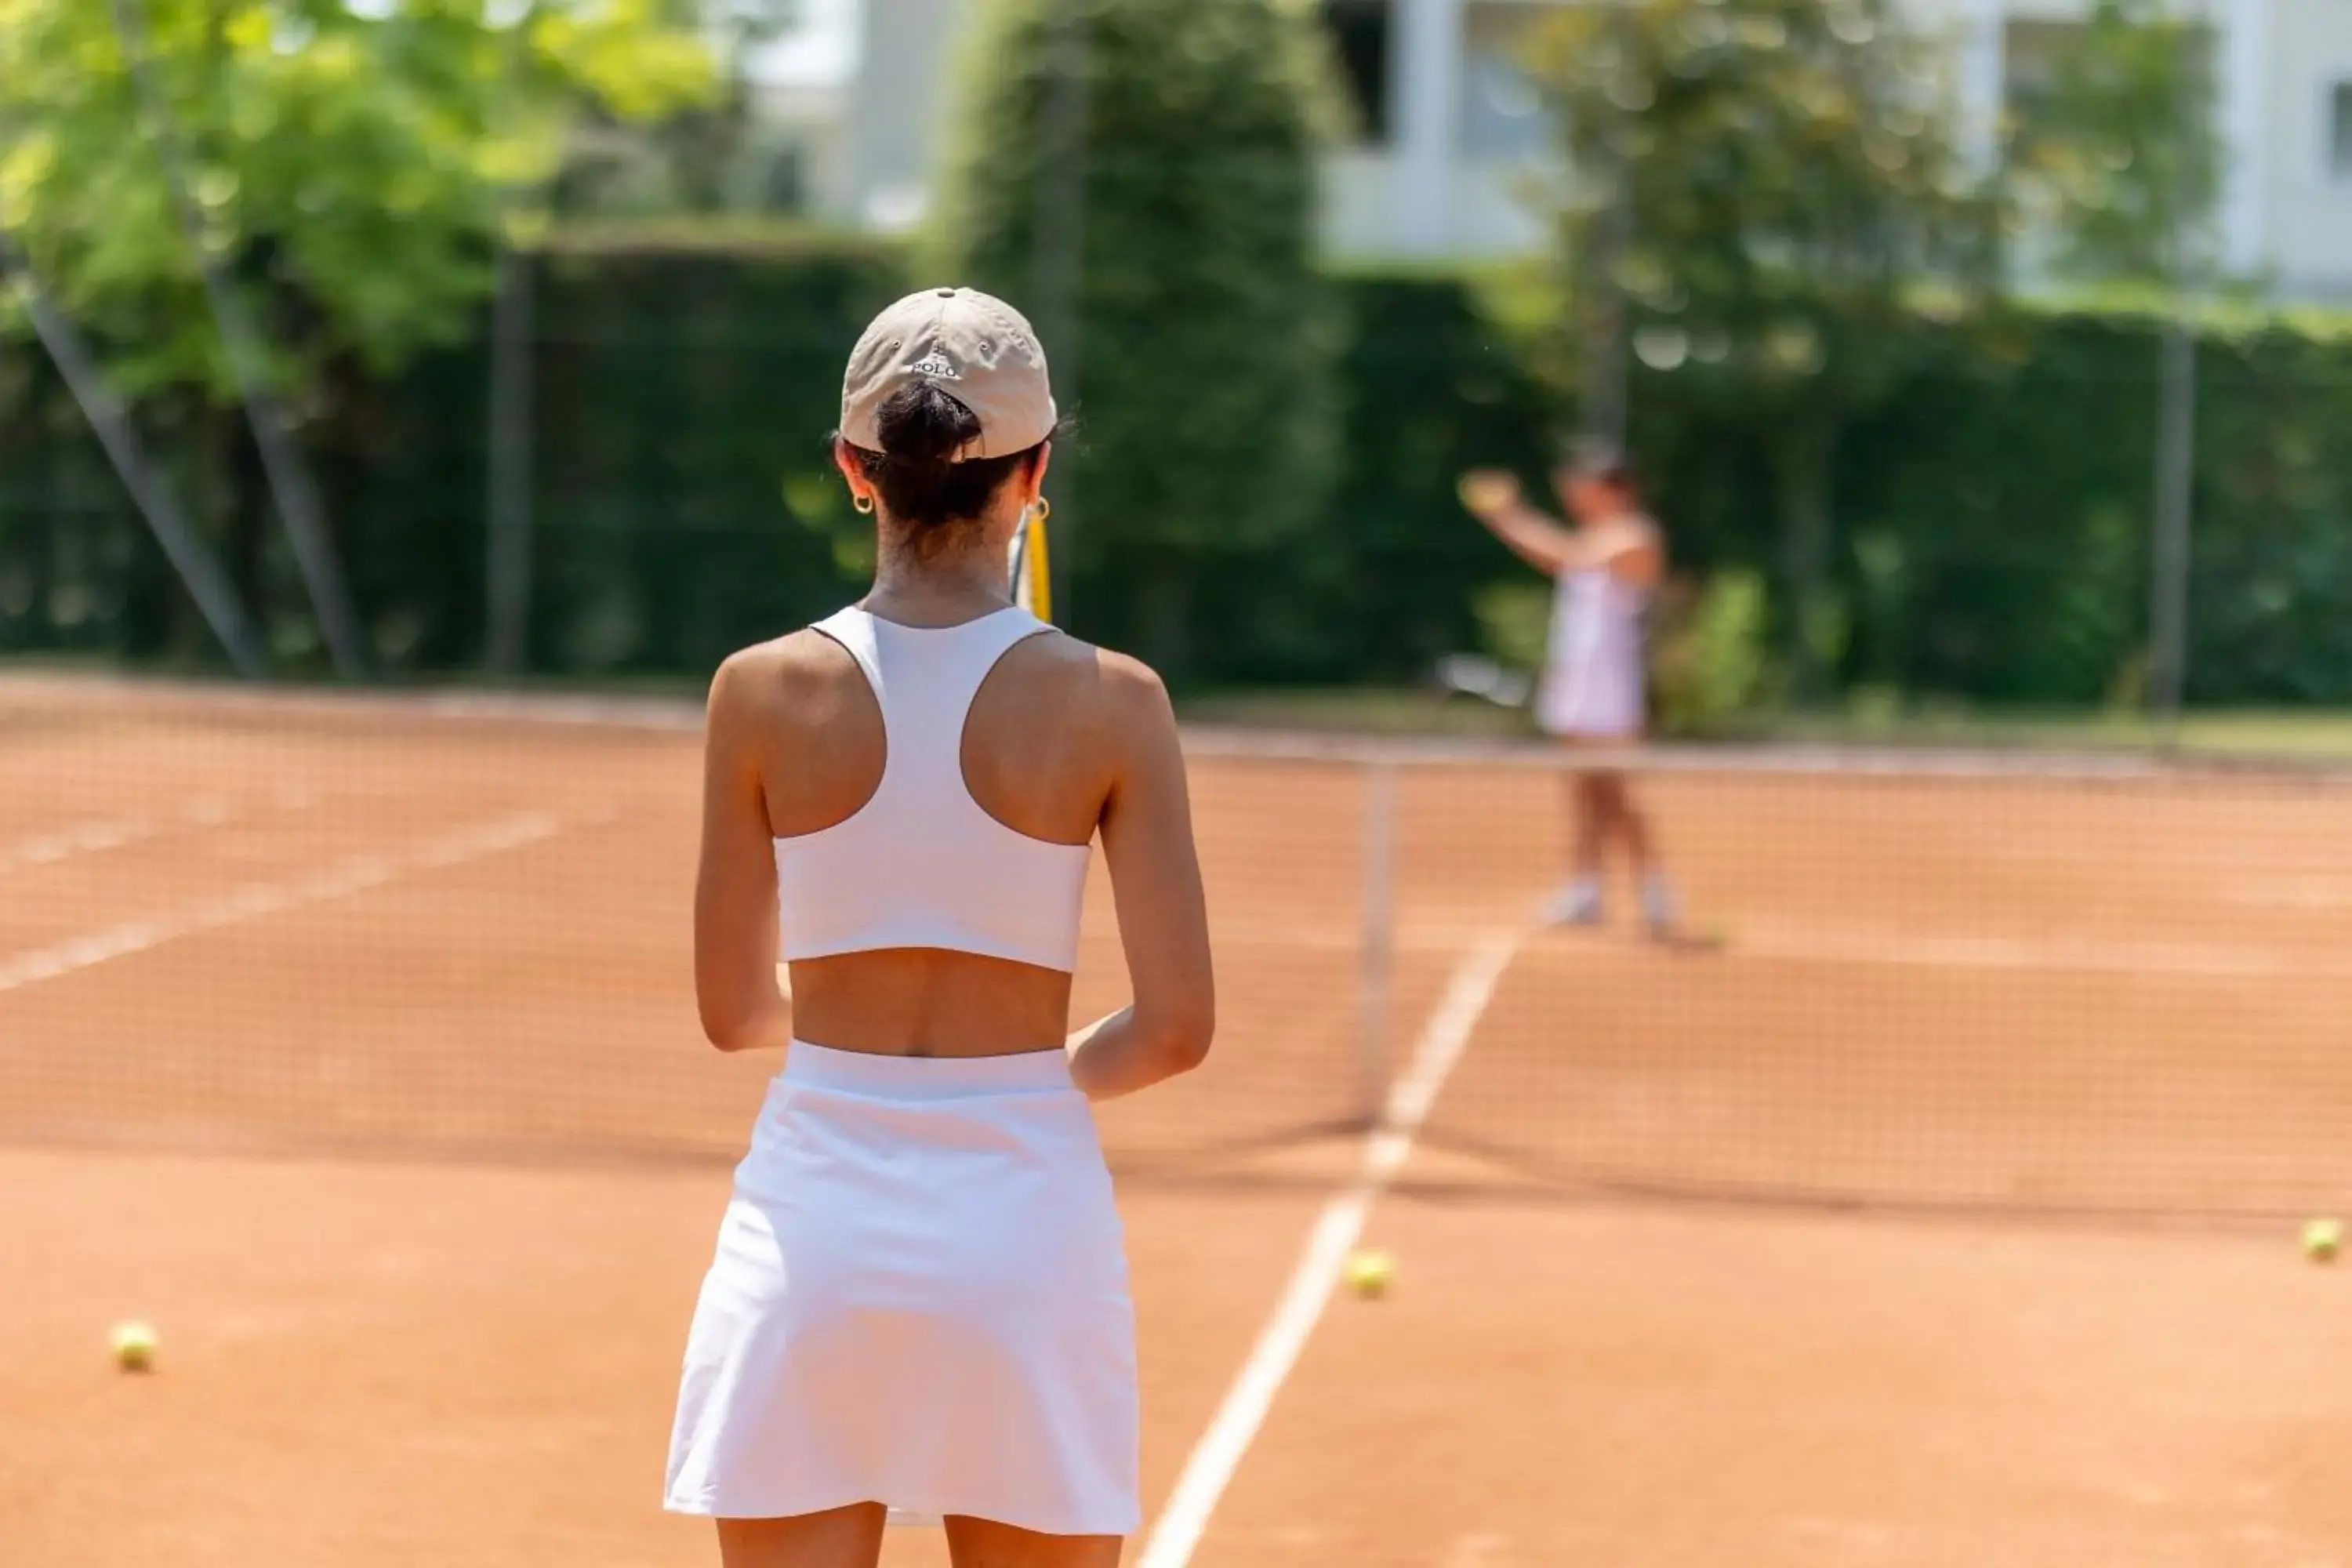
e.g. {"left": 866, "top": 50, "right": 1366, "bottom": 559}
{"left": 695, "top": 618, "right": 1207, "bottom": 1060}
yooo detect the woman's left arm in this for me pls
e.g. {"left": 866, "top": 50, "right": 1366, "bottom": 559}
{"left": 695, "top": 651, "right": 793, "bottom": 1053}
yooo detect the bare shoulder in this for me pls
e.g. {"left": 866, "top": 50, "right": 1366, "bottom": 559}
{"left": 1099, "top": 654, "right": 1184, "bottom": 780}
{"left": 1591, "top": 513, "right": 1664, "bottom": 559}
{"left": 1092, "top": 647, "right": 1175, "bottom": 729}
{"left": 1002, "top": 632, "right": 1176, "bottom": 750}
{"left": 1057, "top": 635, "right": 1173, "bottom": 720}
{"left": 707, "top": 629, "right": 863, "bottom": 728}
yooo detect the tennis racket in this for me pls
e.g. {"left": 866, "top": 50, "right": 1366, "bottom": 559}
{"left": 1009, "top": 501, "right": 1051, "bottom": 620}
{"left": 1435, "top": 652, "right": 1531, "bottom": 709}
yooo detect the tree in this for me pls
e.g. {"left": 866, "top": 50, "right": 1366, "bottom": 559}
{"left": 0, "top": 0, "right": 715, "bottom": 396}
{"left": 1523, "top": 0, "right": 2009, "bottom": 691}
{"left": 551, "top": 1, "right": 807, "bottom": 217}
{"left": 2008, "top": 0, "right": 2221, "bottom": 286}
{"left": 933, "top": 0, "right": 1343, "bottom": 677}
{"left": 0, "top": 0, "right": 716, "bottom": 669}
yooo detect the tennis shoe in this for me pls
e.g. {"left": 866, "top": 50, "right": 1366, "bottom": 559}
{"left": 1543, "top": 879, "right": 1604, "bottom": 927}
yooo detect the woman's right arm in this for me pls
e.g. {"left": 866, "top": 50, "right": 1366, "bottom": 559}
{"left": 1066, "top": 655, "right": 1214, "bottom": 1102}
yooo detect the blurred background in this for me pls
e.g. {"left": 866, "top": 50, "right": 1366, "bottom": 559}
{"left": 9, "top": 12, "right": 2352, "bottom": 1563}
{"left": 5, "top": 0, "right": 2349, "bottom": 749}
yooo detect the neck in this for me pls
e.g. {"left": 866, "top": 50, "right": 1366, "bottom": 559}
{"left": 865, "top": 530, "right": 1011, "bottom": 625}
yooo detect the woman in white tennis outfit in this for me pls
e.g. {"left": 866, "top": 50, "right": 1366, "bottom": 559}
{"left": 668, "top": 287, "right": 1214, "bottom": 1568}
{"left": 1460, "top": 446, "right": 1679, "bottom": 935}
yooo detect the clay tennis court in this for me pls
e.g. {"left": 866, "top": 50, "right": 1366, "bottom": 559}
{"left": 5, "top": 676, "right": 2349, "bottom": 1566}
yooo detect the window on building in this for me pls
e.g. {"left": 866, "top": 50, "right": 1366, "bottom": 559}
{"left": 1324, "top": 0, "right": 1393, "bottom": 147}
{"left": 2331, "top": 82, "right": 2352, "bottom": 179}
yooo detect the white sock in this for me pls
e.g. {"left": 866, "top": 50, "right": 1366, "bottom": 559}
{"left": 1639, "top": 873, "right": 1679, "bottom": 928}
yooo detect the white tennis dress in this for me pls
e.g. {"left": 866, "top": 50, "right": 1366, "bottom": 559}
{"left": 664, "top": 604, "right": 1138, "bottom": 1536}
{"left": 1537, "top": 561, "right": 1650, "bottom": 740}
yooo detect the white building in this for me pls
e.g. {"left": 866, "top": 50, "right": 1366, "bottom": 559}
{"left": 741, "top": 0, "right": 861, "bottom": 215}
{"left": 1929, "top": 0, "right": 2352, "bottom": 296}
{"left": 755, "top": 0, "right": 2352, "bottom": 298}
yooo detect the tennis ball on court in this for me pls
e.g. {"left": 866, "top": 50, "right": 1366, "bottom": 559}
{"left": 2303, "top": 1218, "right": 2342, "bottom": 1265}
{"left": 1344, "top": 1248, "right": 1395, "bottom": 1299}
{"left": 110, "top": 1319, "right": 157, "bottom": 1373}
{"left": 1675, "top": 919, "right": 1733, "bottom": 950}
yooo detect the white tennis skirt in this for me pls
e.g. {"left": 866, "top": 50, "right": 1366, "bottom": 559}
{"left": 1537, "top": 658, "right": 1645, "bottom": 739}
{"left": 663, "top": 1042, "right": 1138, "bottom": 1536}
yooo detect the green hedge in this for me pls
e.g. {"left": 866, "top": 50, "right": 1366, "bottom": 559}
{"left": 5, "top": 235, "right": 2352, "bottom": 705}
{"left": 523, "top": 240, "right": 907, "bottom": 676}
{"left": 1832, "top": 311, "right": 2352, "bottom": 705}
{"left": 1178, "top": 270, "right": 1559, "bottom": 684}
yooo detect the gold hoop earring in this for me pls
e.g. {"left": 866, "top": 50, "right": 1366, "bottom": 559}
{"left": 1027, "top": 496, "right": 1051, "bottom": 526}
{"left": 852, "top": 492, "right": 876, "bottom": 516}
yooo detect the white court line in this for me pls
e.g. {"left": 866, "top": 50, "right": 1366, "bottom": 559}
{"left": 0, "top": 789, "right": 320, "bottom": 876}
{"left": 1134, "top": 928, "right": 1524, "bottom": 1568}
{"left": 0, "top": 809, "right": 582, "bottom": 996}
{"left": 0, "top": 815, "right": 156, "bottom": 871}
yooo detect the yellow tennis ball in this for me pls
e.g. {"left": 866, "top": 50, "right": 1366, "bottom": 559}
{"left": 110, "top": 1319, "right": 157, "bottom": 1372}
{"left": 1344, "top": 1247, "right": 1395, "bottom": 1299}
{"left": 2303, "top": 1218, "right": 2342, "bottom": 1265}
{"left": 1456, "top": 474, "right": 1515, "bottom": 514}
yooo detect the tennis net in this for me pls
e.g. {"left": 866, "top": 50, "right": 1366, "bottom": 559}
{"left": 4, "top": 672, "right": 2347, "bottom": 1219}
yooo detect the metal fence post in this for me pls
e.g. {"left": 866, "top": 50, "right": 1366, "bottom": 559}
{"left": 487, "top": 245, "right": 535, "bottom": 679}
{"left": 1358, "top": 758, "right": 1398, "bottom": 1129}
{"left": 2149, "top": 317, "right": 2196, "bottom": 730}
{"left": 2149, "top": 0, "right": 2213, "bottom": 735}
{"left": 0, "top": 229, "right": 269, "bottom": 680}
{"left": 109, "top": 0, "right": 368, "bottom": 680}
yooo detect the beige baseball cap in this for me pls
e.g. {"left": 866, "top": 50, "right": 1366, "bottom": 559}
{"left": 840, "top": 287, "right": 1058, "bottom": 461}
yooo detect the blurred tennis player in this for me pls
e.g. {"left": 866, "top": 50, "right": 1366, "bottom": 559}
{"left": 667, "top": 286, "right": 1214, "bottom": 1568}
{"left": 1460, "top": 445, "right": 1680, "bottom": 935}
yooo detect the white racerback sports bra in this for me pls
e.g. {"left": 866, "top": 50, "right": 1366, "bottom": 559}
{"left": 773, "top": 604, "right": 1091, "bottom": 973}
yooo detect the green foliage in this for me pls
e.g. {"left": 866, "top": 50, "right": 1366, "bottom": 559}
{"left": 0, "top": 229, "right": 906, "bottom": 674}
{"left": 1258, "top": 271, "right": 1559, "bottom": 684}
{"left": 515, "top": 235, "right": 906, "bottom": 675}
{"left": 550, "top": 2, "right": 806, "bottom": 219}
{"left": 2180, "top": 327, "right": 2352, "bottom": 702}
{"left": 0, "top": 0, "right": 715, "bottom": 399}
{"left": 1831, "top": 307, "right": 2352, "bottom": 706}
{"left": 2007, "top": 0, "right": 2221, "bottom": 285}
{"left": 10, "top": 238, "right": 2352, "bottom": 710}
{"left": 1651, "top": 568, "right": 1778, "bottom": 735}
{"left": 932, "top": 0, "right": 1344, "bottom": 674}
{"left": 1525, "top": 0, "right": 2005, "bottom": 401}
{"left": 1523, "top": 0, "right": 2010, "bottom": 685}
{"left": 1831, "top": 312, "right": 2158, "bottom": 701}
{"left": 1472, "top": 580, "right": 1550, "bottom": 677}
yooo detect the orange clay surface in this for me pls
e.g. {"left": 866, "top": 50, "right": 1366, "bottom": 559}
{"left": 5, "top": 680, "right": 2351, "bottom": 1564}
{"left": 6, "top": 1148, "right": 2348, "bottom": 1566}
